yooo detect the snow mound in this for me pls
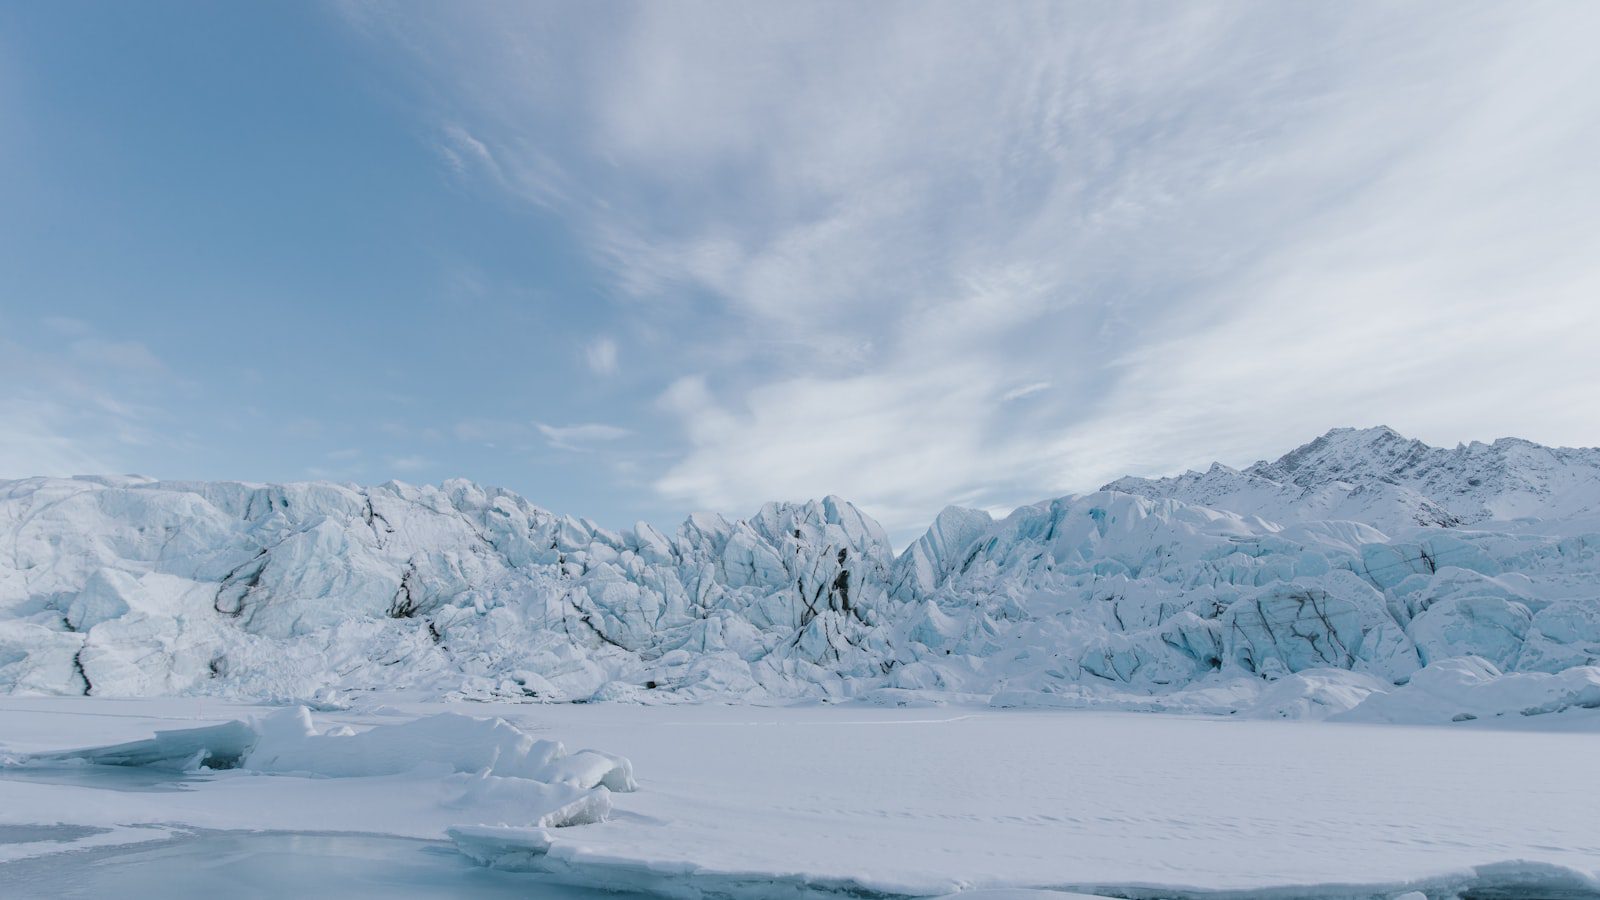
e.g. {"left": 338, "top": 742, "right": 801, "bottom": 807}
{"left": 19, "top": 707, "right": 634, "bottom": 829}
{"left": 990, "top": 669, "right": 1394, "bottom": 720}
{"left": 1234, "top": 668, "right": 1393, "bottom": 720}
{"left": 242, "top": 708, "right": 636, "bottom": 790}
{"left": 1336, "top": 657, "right": 1600, "bottom": 724}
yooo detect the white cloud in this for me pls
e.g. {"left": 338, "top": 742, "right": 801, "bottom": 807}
{"left": 355, "top": 2, "right": 1600, "bottom": 538}
{"left": 0, "top": 396, "right": 117, "bottom": 477}
{"left": 0, "top": 322, "right": 179, "bottom": 478}
{"left": 69, "top": 338, "right": 168, "bottom": 374}
{"left": 437, "top": 123, "right": 494, "bottom": 174}
{"left": 653, "top": 366, "right": 1044, "bottom": 534}
{"left": 40, "top": 316, "right": 90, "bottom": 336}
{"left": 452, "top": 418, "right": 528, "bottom": 443}
{"left": 1036, "top": 6, "right": 1600, "bottom": 488}
{"left": 537, "top": 421, "right": 631, "bottom": 451}
{"left": 584, "top": 336, "right": 618, "bottom": 375}
{"left": 1002, "top": 382, "right": 1051, "bottom": 403}
{"left": 386, "top": 454, "right": 430, "bottom": 473}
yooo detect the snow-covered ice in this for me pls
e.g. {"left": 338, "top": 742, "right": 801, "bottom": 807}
{"left": 4, "top": 427, "right": 1600, "bottom": 896}
{"left": 3, "top": 697, "right": 1598, "bottom": 898}
{"left": 1, "top": 702, "right": 635, "bottom": 865}
{"left": 3, "top": 428, "right": 1600, "bottom": 711}
{"left": 0, "top": 830, "right": 638, "bottom": 899}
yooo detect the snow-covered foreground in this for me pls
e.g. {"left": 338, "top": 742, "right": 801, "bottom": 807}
{"left": 3, "top": 697, "right": 1597, "bottom": 899}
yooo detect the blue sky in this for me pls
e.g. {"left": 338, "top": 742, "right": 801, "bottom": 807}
{"left": 4, "top": 2, "right": 1599, "bottom": 543}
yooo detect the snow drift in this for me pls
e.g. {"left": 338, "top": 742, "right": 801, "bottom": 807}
{"left": 19, "top": 707, "right": 634, "bottom": 829}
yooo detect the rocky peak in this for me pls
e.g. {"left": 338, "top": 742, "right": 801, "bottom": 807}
{"left": 1108, "top": 427, "right": 1600, "bottom": 532}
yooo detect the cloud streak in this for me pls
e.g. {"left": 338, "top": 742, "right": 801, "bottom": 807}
{"left": 538, "top": 422, "right": 631, "bottom": 451}
{"left": 0, "top": 322, "right": 175, "bottom": 478}
{"left": 351, "top": 2, "right": 1600, "bottom": 537}
{"left": 585, "top": 336, "right": 618, "bottom": 376}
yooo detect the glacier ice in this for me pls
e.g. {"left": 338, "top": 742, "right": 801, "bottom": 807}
{"left": 19, "top": 707, "right": 634, "bottom": 828}
{"left": 25, "top": 706, "right": 634, "bottom": 787}
{"left": 1334, "top": 656, "right": 1600, "bottom": 724}
{"left": 2, "top": 428, "right": 1599, "bottom": 721}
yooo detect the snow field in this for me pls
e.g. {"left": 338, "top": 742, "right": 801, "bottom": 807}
{"left": 4, "top": 698, "right": 1597, "bottom": 898}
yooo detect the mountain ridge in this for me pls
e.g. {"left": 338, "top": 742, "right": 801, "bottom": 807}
{"left": 1104, "top": 425, "right": 1600, "bottom": 534}
{"left": 2, "top": 426, "right": 1598, "bottom": 709}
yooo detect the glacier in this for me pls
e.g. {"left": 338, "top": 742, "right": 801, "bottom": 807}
{"left": 5, "top": 425, "right": 1600, "bottom": 898}
{"left": 2, "top": 426, "right": 1600, "bottom": 724}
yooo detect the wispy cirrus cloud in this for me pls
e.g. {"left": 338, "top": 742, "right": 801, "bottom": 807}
{"left": 537, "top": 421, "right": 631, "bottom": 452}
{"left": 0, "top": 318, "right": 176, "bottom": 477}
{"left": 584, "top": 336, "right": 618, "bottom": 376}
{"left": 348, "top": 1, "right": 1600, "bottom": 538}
{"left": 1002, "top": 383, "right": 1051, "bottom": 403}
{"left": 386, "top": 454, "right": 431, "bottom": 473}
{"left": 69, "top": 338, "right": 169, "bottom": 374}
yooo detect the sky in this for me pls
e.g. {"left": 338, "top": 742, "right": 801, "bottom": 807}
{"left": 3, "top": 2, "right": 1599, "bottom": 545}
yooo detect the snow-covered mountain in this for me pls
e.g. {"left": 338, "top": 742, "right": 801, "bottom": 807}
{"left": 1106, "top": 425, "right": 1600, "bottom": 533}
{"left": 2, "top": 428, "right": 1598, "bottom": 710}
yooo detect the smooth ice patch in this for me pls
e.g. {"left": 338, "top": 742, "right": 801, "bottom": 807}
{"left": 0, "top": 823, "right": 106, "bottom": 845}
{"left": 0, "top": 829, "right": 646, "bottom": 899}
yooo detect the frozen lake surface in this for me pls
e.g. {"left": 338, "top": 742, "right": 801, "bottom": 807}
{"left": 0, "top": 829, "right": 637, "bottom": 899}
{"left": 2, "top": 696, "right": 1598, "bottom": 898}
